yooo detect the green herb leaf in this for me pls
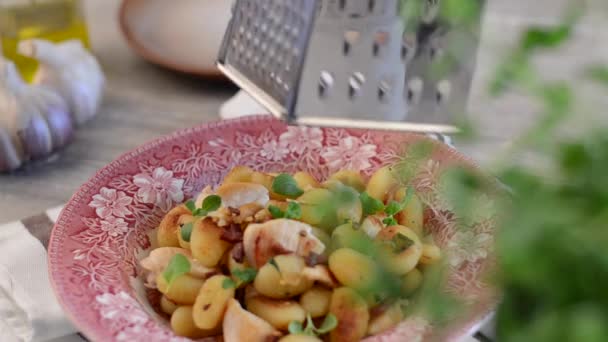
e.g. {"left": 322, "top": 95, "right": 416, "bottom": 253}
{"left": 383, "top": 217, "right": 398, "bottom": 227}
{"left": 268, "top": 258, "right": 280, "bottom": 271}
{"left": 180, "top": 222, "right": 193, "bottom": 242}
{"left": 232, "top": 268, "right": 257, "bottom": 284}
{"left": 400, "top": 186, "right": 415, "bottom": 209}
{"left": 162, "top": 254, "right": 190, "bottom": 286}
{"left": 304, "top": 314, "right": 316, "bottom": 335}
{"left": 288, "top": 321, "right": 304, "bottom": 335}
{"left": 285, "top": 202, "right": 302, "bottom": 219}
{"left": 222, "top": 277, "right": 236, "bottom": 289}
{"left": 185, "top": 200, "right": 196, "bottom": 213}
{"left": 384, "top": 201, "right": 402, "bottom": 216}
{"left": 389, "top": 233, "right": 414, "bottom": 254}
{"left": 201, "top": 195, "right": 222, "bottom": 213}
{"left": 268, "top": 205, "right": 285, "bottom": 219}
{"left": 360, "top": 192, "right": 385, "bottom": 216}
{"left": 272, "top": 174, "right": 304, "bottom": 198}
{"left": 316, "top": 313, "right": 338, "bottom": 334}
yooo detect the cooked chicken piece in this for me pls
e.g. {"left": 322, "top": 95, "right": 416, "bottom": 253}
{"left": 243, "top": 219, "right": 326, "bottom": 268}
{"left": 223, "top": 298, "right": 281, "bottom": 342}
{"left": 140, "top": 247, "right": 217, "bottom": 288}
{"left": 360, "top": 214, "right": 385, "bottom": 239}
{"left": 302, "top": 264, "right": 339, "bottom": 288}
{"left": 216, "top": 182, "right": 269, "bottom": 208}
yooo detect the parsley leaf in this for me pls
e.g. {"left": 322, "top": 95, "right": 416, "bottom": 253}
{"left": 272, "top": 174, "right": 304, "bottom": 198}
{"left": 288, "top": 313, "right": 339, "bottom": 337}
{"left": 316, "top": 313, "right": 338, "bottom": 334}
{"left": 383, "top": 217, "right": 398, "bottom": 226}
{"left": 288, "top": 321, "right": 304, "bottom": 335}
{"left": 162, "top": 254, "right": 190, "bottom": 286}
{"left": 285, "top": 202, "right": 302, "bottom": 219}
{"left": 180, "top": 222, "right": 193, "bottom": 242}
{"left": 268, "top": 205, "right": 285, "bottom": 218}
{"left": 384, "top": 201, "right": 402, "bottom": 216}
{"left": 192, "top": 195, "right": 222, "bottom": 217}
{"left": 185, "top": 200, "right": 196, "bottom": 213}
{"left": 360, "top": 192, "right": 385, "bottom": 216}
{"left": 201, "top": 195, "right": 222, "bottom": 214}
{"left": 232, "top": 268, "right": 257, "bottom": 284}
{"left": 222, "top": 277, "right": 236, "bottom": 289}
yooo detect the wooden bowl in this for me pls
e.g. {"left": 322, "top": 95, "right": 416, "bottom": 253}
{"left": 119, "top": 0, "right": 231, "bottom": 79}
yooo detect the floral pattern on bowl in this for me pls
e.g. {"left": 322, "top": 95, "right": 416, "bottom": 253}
{"left": 49, "top": 115, "right": 497, "bottom": 342}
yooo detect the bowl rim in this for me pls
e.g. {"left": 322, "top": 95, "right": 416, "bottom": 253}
{"left": 48, "top": 115, "right": 496, "bottom": 341}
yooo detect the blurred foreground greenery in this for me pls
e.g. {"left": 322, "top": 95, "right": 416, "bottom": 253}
{"left": 395, "top": 0, "right": 608, "bottom": 340}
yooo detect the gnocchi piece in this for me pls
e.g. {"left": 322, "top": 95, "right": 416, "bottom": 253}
{"left": 420, "top": 243, "right": 442, "bottom": 265}
{"left": 192, "top": 275, "right": 236, "bottom": 330}
{"left": 367, "top": 303, "right": 404, "bottom": 335}
{"left": 223, "top": 165, "right": 254, "bottom": 184}
{"left": 311, "top": 227, "right": 331, "bottom": 258}
{"left": 330, "top": 223, "right": 370, "bottom": 253}
{"left": 223, "top": 298, "right": 282, "bottom": 342}
{"left": 401, "top": 268, "right": 423, "bottom": 296}
{"left": 298, "top": 188, "right": 337, "bottom": 230}
{"left": 171, "top": 306, "right": 220, "bottom": 338}
{"left": 329, "top": 287, "right": 370, "bottom": 342}
{"left": 246, "top": 295, "right": 306, "bottom": 330}
{"left": 254, "top": 254, "right": 313, "bottom": 299}
{"left": 300, "top": 286, "right": 332, "bottom": 318}
{"left": 156, "top": 273, "right": 206, "bottom": 305}
{"left": 190, "top": 218, "right": 231, "bottom": 267}
{"left": 293, "top": 171, "right": 320, "bottom": 190}
{"left": 393, "top": 188, "right": 424, "bottom": 236}
{"left": 157, "top": 205, "right": 190, "bottom": 247}
{"left": 322, "top": 181, "right": 363, "bottom": 224}
{"left": 366, "top": 166, "right": 398, "bottom": 202}
{"left": 160, "top": 295, "right": 178, "bottom": 315}
{"left": 279, "top": 335, "right": 323, "bottom": 342}
{"left": 376, "top": 225, "right": 423, "bottom": 275}
{"left": 328, "top": 248, "right": 377, "bottom": 290}
{"left": 176, "top": 214, "right": 195, "bottom": 250}
{"left": 328, "top": 170, "right": 366, "bottom": 192}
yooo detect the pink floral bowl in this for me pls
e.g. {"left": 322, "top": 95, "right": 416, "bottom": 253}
{"left": 48, "top": 115, "right": 497, "bottom": 342}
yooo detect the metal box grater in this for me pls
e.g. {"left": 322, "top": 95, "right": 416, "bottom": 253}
{"left": 217, "top": 0, "right": 484, "bottom": 133}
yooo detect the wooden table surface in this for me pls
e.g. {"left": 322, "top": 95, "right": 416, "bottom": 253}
{"left": 0, "top": 0, "right": 606, "bottom": 223}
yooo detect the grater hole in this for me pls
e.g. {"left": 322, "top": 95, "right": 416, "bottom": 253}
{"left": 378, "top": 79, "right": 392, "bottom": 102}
{"left": 406, "top": 77, "right": 424, "bottom": 105}
{"left": 373, "top": 31, "right": 389, "bottom": 57}
{"left": 368, "top": 0, "right": 376, "bottom": 12}
{"left": 401, "top": 33, "right": 417, "bottom": 62}
{"left": 339, "top": 0, "right": 346, "bottom": 11}
{"left": 344, "top": 30, "right": 360, "bottom": 56}
{"left": 349, "top": 72, "right": 366, "bottom": 99}
{"left": 319, "top": 71, "right": 334, "bottom": 99}
{"left": 436, "top": 80, "right": 452, "bottom": 104}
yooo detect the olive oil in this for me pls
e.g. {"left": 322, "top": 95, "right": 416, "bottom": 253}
{"left": 0, "top": 0, "right": 90, "bottom": 82}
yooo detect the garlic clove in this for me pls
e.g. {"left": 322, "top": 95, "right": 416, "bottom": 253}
{"left": 18, "top": 39, "right": 105, "bottom": 126}
{"left": 17, "top": 111, "right": 53, "bottom": 159}
{"left": 0, "top": 128, "right": 22, "bottom": 172}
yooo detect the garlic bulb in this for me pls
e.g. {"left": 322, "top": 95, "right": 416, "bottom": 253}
{"left": 18, "top": 39, "right": 104, "bottom": 125}
{"left": 0, "top": 57, "right": 73, "bottom": 172}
